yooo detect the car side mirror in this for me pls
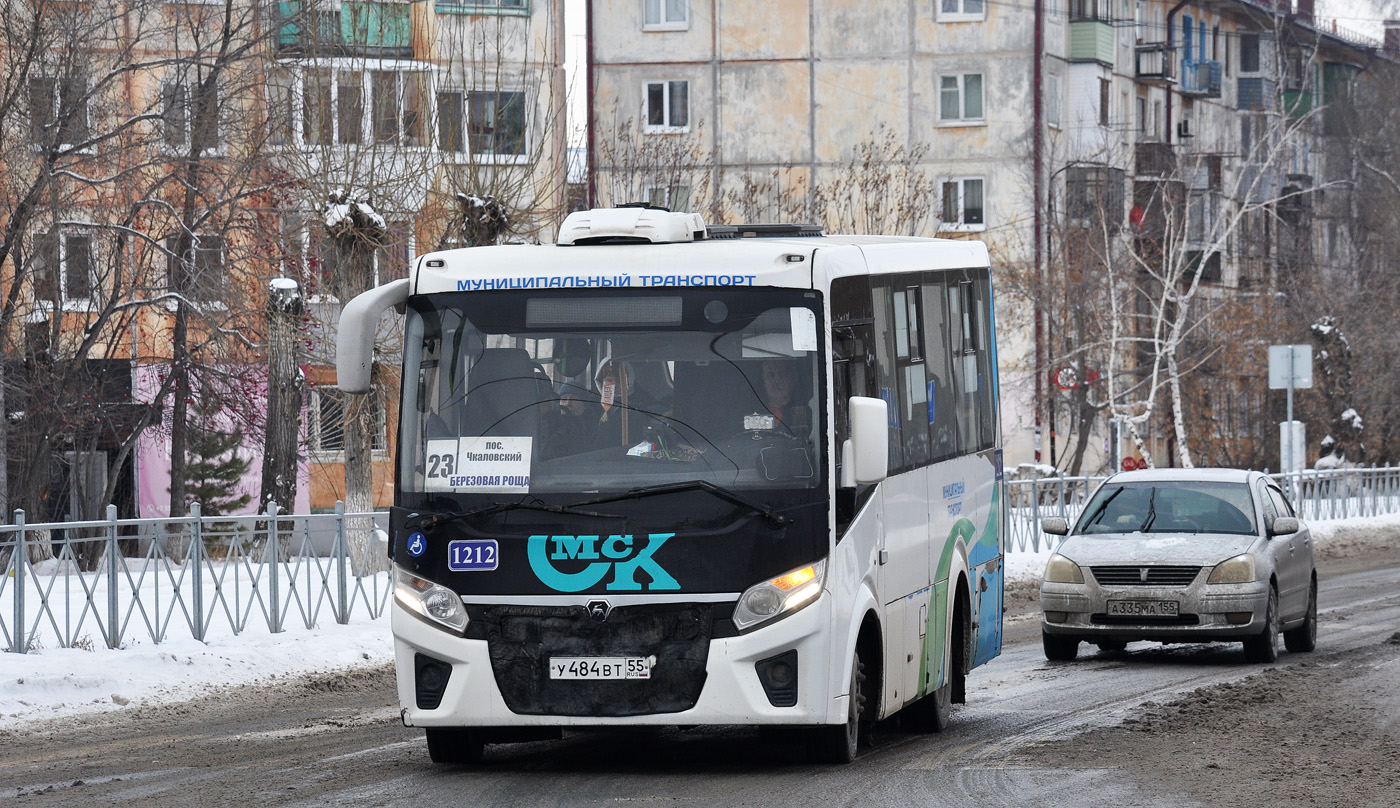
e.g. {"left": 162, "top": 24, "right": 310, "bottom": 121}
{"left": 1042, "top": 516, "right": 1069, "bottom": 536}
{"left": 1269, "top": 516, "right": 1299, "bottom": 537}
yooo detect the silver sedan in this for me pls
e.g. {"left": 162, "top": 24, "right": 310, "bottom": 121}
{"left": 1038, "top": 468, "right": 1317, "bottom": 663}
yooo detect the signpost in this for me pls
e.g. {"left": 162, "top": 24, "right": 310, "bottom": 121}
{"left": 1268, "top": 344, "right": 1313, "bottom": 472}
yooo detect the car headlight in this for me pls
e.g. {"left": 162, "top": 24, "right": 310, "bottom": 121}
{"left": 733, "top": 559, "right": 826, "bottom": 632}
{"left": 1043, "top": 553, "right": 1085, "bottom": 584}
{"left": 394, "top": 566, "right": 468, "bottom": 634}
{"left": 1207, "top": 553, "right": 1257, "bottom": 584}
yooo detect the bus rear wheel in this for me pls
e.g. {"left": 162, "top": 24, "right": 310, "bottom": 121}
{"left": 426, "top": 728, "right": 485, "bottom": 764}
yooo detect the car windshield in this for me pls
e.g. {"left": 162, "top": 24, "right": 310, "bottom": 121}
{"left": 399, "top": 287, "right": 824, "bottom": 495}
{"left": 1075, "top": 481, "right": 1258, "bottom": 536}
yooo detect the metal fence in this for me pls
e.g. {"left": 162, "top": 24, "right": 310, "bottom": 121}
{"left": 1, "top": 502, "right": 390, "bottom": 655}
{"left": 1005, "top": 464, "right": 1400, "bottom": 553}
{"left": 5, "top": 465, "right": 1400, "bottom": 655}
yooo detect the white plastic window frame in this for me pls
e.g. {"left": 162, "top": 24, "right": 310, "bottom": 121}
{"left": 643, "top": 0, "right": 689, "bottom": 31}
{"left": 939, "top": 177, "right": 987, "bottom": 233}
{"left": 937, "top": 0, "right": 987, "bottom": 22}
{"left": 33, "top": 230, "right": 98, "bottom": 313}
{"left": 466, "top": 88, "right": 531, "bottom": 164}
{"left": 163, "top": 231, "right": 231, "bottom": 310}
{"left": 270, "top": 59, "right": 437, "bottom": 151}
{"left": 642, "top": 183, "right": 691, "bottom": 212}
{"left": 159, "top": 78, "right": 225, "bottom": 156}
{"left": 937, "top": 72, "right": 985, "bottom": 125}
{"left": 642, "top": 79, "right": 690, "bottom": 133}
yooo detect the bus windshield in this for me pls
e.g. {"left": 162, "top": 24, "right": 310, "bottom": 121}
{"left": 399, "top": 287, "right": 825, "bottom": 496}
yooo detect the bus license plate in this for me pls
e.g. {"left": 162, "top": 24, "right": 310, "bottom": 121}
{"left": 549, "top": 657, "right": 652, "bottom": 680}
{"left": 1107, "top": 600, "right": 1179, "bottom": 617}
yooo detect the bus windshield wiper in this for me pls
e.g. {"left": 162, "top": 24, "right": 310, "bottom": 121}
{"left": 417, "top": 499, "right": 625, "bottom": 530}
{"left": 571, "top": 480, "right": 789, "bottom": 528}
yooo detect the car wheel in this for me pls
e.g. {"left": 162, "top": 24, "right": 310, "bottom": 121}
{"left": 1043, "top": 632, "right": 1079, "bottom": 662}
{"left": 1242, "top": 586, "right": 1280, "bottom": 664}
{"left": 426, "top": 728, "right": 485, "bottom": 764}
{"left": 1095, "top": 639, "right": 1127, "bottom": 653}
{"left": 811, "top": 650, "right": 868, "bottom": 763}
{"left": 1284, "top": 577, "right": 1318, "bottom": 653}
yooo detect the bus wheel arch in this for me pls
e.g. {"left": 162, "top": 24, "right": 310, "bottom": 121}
{"left": 812, "top": 610, "right": 881, "bottom": 763}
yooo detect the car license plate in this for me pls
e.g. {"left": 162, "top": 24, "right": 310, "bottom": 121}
{"left": 549, "top": 657, "right": 652, "bottom": 680}
{"left": 1107, "top": 600, "right": 1179, "bottom": 617}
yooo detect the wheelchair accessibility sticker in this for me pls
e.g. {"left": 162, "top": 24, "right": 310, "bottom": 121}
{"left": 407, "top": 531, "right": 426, "bottom": 558}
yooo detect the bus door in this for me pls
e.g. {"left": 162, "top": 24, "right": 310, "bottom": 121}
{"left": 875, "top": 280, "right": 933, "bottom": 711}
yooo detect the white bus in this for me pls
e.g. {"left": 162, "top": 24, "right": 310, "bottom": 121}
{"left": 338, "top": 207, "right": 1005, "bottom": 764}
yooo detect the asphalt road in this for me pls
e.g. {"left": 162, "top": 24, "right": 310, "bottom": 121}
{"left": 3, "top": 561, "right": 1398, "bottom": 808}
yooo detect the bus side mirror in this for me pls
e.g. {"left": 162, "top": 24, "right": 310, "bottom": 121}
{"left": 846, "top": 396, "right": 888, "bottom": 486}
{"left": 336, "top": 279, "right": 410, "bottom": 393}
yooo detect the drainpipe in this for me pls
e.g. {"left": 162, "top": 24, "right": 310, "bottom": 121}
{"left": 1034, "top": 0, "right": 1045, "bottom": 463}
{"left": 585, "top": 0, "right": 597, "bottom": 207}
{"left": 1165, "top": 0, "right": 1190, "bottom": 145}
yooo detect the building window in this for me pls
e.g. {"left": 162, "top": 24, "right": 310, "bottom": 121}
{"left": 28, "top": 75, "right": 88, "bottom": 146}
{"left": 938, "top": 0, "right": 985, "bottom": 20}
{"left": 468, "top": 90, "right": 527, "bottom": 155}
{"left": 1240, "top": 33, "right": 1260, "bottom": 73}
{"left": 165, "top": 233, "right": 226, "bottom": 303}
{"left": 1098, "top": 77, "right": 1111, "bottom": 126}
{"left": 437, "top": 90, "right": 466, "bottom": 152}
{"left": 162, "top": 81, "right": 220, "bottom": 151}
{"left": 309, "top": 386, "right": 386, "bottom": 455}
{"left": 643, "top": 0, "right": 688, "bottom": 30}
{"left": 436, "top": 0, "right": 528, "bottom": 15}
{"left": 939, "top": 73, "right": 984, "bottom": 123}
{"left": 940, "top": 178, "right": 985, "bottom": 231}
{"left": 645, "top": 184, "right": 691, "bottom": 212}
{"left": 1070, "top": 0, "right": 1109, "bottom": 21}
{"left": 270, "top": 66, "right": 431, "bottom": 148}
{"left": 34, "top": 231, "right": 95, "bottom": 305}
{"left": 644, "top": 80, "right": 689, "bottom": 131}
{"left": 1047, "top": 74, "right": 1061, "bottom": 128}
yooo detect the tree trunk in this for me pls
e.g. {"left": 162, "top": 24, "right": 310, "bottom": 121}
{"left": 260, "top": 280, "right": 303, "bottom": 516}
{"left": 334, "top": 236, "right": 385, "bottom": 576}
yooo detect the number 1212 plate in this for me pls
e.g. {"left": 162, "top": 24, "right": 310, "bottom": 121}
{"left": 549, "top": 657, "right": 651, "bottom": 680}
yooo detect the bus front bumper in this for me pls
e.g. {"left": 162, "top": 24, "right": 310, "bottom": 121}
{"left": 392, "top": 593, "right": 841, "bottom": 728}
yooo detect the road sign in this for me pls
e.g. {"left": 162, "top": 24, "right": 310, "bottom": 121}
{"left": 1268, "top": 344, "right": 1313, "bottom": 389}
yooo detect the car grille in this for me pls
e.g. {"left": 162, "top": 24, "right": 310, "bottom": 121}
{"left": 1090, "top": 565, "right": 1202, "bottom": 587}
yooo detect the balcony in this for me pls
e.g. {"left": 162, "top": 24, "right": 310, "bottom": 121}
{"left": 1069, "top": 20, "right": 1115, "bottom": 65}
{"left": 1180, "top": 60, "right": 1222, "bottom": 98}
{"left": 1136, "top": 43, "right": 1174, "bottom": 84}
{"left": 1283, "top": 89, "right": 1314, "bottom": 117}
{"left": 275, "top": 1, "right": 413, "bottom": 58}
{"left": 1135, "top": 142, "right": 1176, "bottom": 177}
{"left": 1238, "top": 77, "right": 1277, "bottom": 111}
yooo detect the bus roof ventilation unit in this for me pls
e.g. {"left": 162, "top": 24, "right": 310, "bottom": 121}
{"left": 706, "top": 223, "right": 824, "bottom": 240}
{"left": 558, "top": 207, "right": 708, "bottom": 245}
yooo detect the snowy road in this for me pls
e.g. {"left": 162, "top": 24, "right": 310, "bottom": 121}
{"left": 3, "top": 559, "right": 1397, "bottom": 808}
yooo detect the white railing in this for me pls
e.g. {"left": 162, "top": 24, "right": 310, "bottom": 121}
{"left": 1004, "top": 464, "right": 1400, "bottom": 553}
{"left": 1, "top": 503, "right": 390, "bottom": 655}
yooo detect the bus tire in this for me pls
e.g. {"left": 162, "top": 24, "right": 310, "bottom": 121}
{"left": 810, "top": 649, "right": 868, "bottom": 764}
{"left": 902, "top": 678, "right": 951, "bottom": 733}
{"left": 426, "top": 728, "right": 485, "bottom": 764}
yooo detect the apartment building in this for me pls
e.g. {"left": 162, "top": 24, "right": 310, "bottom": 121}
{"left": 586, "top": 0, "right": 1390, "bottom": 471}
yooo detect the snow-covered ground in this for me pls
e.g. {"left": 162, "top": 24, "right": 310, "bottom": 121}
{"left": 4, "top": 512, "right": 1398, "bottom": 730}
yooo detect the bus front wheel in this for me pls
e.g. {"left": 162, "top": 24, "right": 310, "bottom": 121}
{"left": 810, "top": 649, "right": 868, "bottom": 764}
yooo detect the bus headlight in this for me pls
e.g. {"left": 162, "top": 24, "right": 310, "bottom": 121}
{"left": 394, "top": 567, "right": 468, "bottom": 634}
{"left": 733, "top": 559, "right": 825, "bottom": 633}
{"left": 1207, "top": 554, "right": 1256, "bottom": 584}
